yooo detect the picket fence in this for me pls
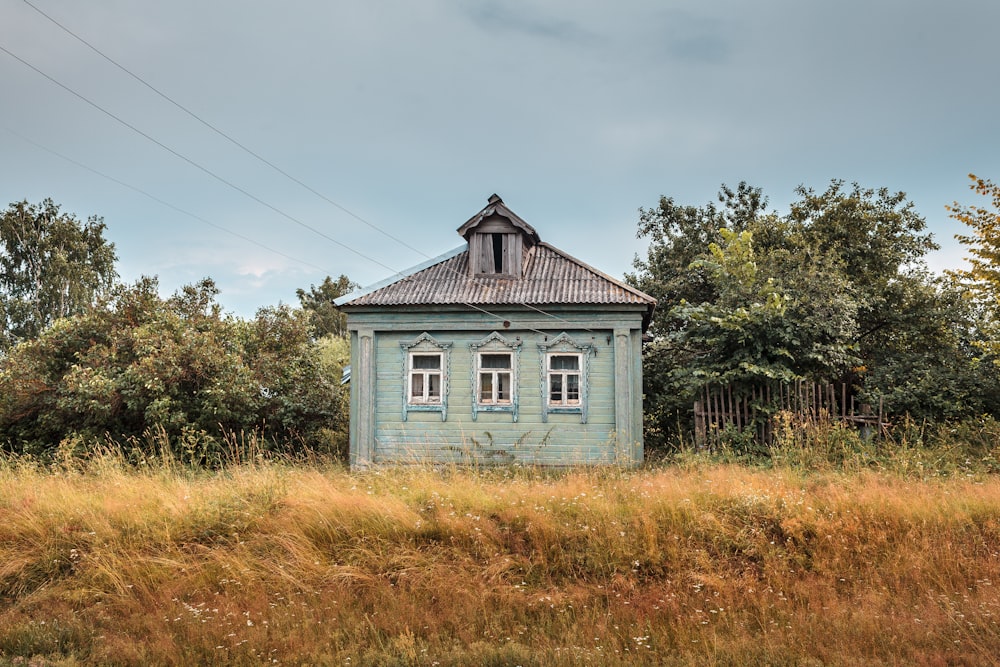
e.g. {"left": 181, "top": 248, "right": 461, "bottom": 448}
{"left": 693, "top": 381, "right": 885, "bottom": 448}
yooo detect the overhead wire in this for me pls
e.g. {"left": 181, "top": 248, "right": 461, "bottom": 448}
{"left": 0, "top": 42, "right": 402, "bottom": 277}
{"left": 12, "top": 2, "right": 622, "bottom": 336}
{"left": 0, "top": 46, "right": 554, "bottom": 335}
{"left": 1, "top": 125, "right": 339, "bottom": 278}
{"left": 17, "top": 0, "right": 431, "bottom": 259}
{"left": 1, "top": 14, "right": 640, "bottom": 337}
{"left": 14, "top": 0, "right": 618, "bottom": 337}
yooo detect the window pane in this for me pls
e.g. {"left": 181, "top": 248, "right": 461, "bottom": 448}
{"left": 566, "top": 374, "right": 580, "bottom": 402}
{"left": 427, "top": 373, "right": 441, "bottom": 400}
{"left": 480, "top": 373, "right": 493, "bottom": 402}
{"left": 412, "top": 354, "right": 440, "bottom": 370}
{"left": 481, "top": 353, "right": 510, "bottom": 369}
{"left": 411, "top": 374, "right": 425, "bottom": 399}
{"left": 550, "top": 355, "right": 579, "bottom": 370}
{"left": 550, "top": 375, "right": 563, "bottom": 402}
{"left": 496, "top": 372, "right": 511, "bottom": 401}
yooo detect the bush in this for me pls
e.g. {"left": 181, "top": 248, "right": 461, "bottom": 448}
{"left": 0, "top": 278, "right": 347, "bottom": 461}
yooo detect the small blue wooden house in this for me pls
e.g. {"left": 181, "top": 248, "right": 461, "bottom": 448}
{"left": 335, "top": 195, "right": 656, "bottom": 467}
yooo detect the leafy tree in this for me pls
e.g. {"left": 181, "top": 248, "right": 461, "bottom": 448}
{"left": 672, "top": 228, "right": 803, "bottom": 386}
{"left": 0, "top": 277, "right": 346, "bottom": 460}
{"left": 788, "top": 181, "right": 938, "bottom": 368}
{"left": 296, "top": 274, "right": 356, "bottom": 338}
{"left": 0, "top": 199, "right": 118, "bottom": 350}
{"left": 947, "top": 174, "right": 1000, "bottom": 357}
{"left": 629, "top": 180, "right": 996, "bottom": 452}
{"left": 857, "top": 275, "right": 1000, "bottom": 419}
{"left": 628, "top": 182, "right": 769, "bottom": 336}
{"left": 630, "top": 185, "right": 861, "bottom": 449}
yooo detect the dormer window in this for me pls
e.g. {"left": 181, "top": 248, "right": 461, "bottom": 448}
{"left": 471, "top": 230, "right": 519, "bottom": 275}
{"left": 469, "top": 227, "right": 521, "bottom": 276}
{"left": 491, "top": 233, "right": 504, "bottom": 272}
{"left": 458, "top": 194, "right": 540, "bottom": 278}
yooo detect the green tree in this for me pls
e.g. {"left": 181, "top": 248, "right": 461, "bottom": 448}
{"left": 296, "top": 274, "right": 356, "bottom": 338}
{"left": 857, "top": 275, "right": 1000, "bottom": 419}
{"left": 672, "top": 228, "right": 801, "bottom": 386}
{"left": 628, "top": 182, "right": 770, "bottom": 335}
{"left": 0, "top": 277, "right": 346, "bottom": 460}
{"left": 947, "top": 174, "right": 1000, "bottom": 357}
{"left": 629, "top": 180, "right": 997, "bottom": 452}
{"left": 630, "top": 185, "right": 862, "bottom": 450}
{"left": 788, "top": 181, "right": 938, "bottom": 369}
{"left": 0, "top": 199, "right": 118, "bottom": 349}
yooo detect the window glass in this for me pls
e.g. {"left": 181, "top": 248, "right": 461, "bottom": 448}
{"left": 427, "top": 374, "right": 441, "bottom": 399}
{"left": 548, "top": 353, "right": 582, "bottom": 406}
{"left": 409, "top": 352, "right": 442, "bottom": 404}
{"left": 481, "top": 353, "right": 511, "bottom": 369}
{"left": 549, "top": 374, "right": 563, "bottom": 402}
{"left": 550, "top": 355, "right": 579, "bottom": 371}
{"left": 479, "top": 373, "right": 493, "bottom": 401}
{"left": 566, "top": 374, "right": 580, "bottom": 402}
{"left": 478, "top": 352, "right": 513, "bottom": 404}
{"left": 412, "top": 354, "right": 440, "bottom": 370}
{"left": 496, "top": 372, "right": 511, "bottom": 401}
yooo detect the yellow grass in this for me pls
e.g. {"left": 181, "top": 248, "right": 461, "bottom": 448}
{"left": 2, "top": 457, "right": 999, "bottom": 665}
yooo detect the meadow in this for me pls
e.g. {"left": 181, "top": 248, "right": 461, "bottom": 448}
{"left": 2, "top": 427, "right": 1000, "bottom": 666}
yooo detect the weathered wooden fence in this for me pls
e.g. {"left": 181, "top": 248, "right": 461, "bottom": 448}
{"left": 693, "top": 381, "right": 885, "bottom": 449}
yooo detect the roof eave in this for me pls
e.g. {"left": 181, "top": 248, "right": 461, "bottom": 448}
{"left": 334, "top": 245, "right": 467, "bottom": 307}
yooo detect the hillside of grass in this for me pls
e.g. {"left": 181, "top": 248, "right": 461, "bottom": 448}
{"left": 2, "top": 448, "right": 999, "bottom": 666}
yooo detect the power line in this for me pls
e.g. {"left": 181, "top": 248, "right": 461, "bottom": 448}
{"left": 2, "top": 125, "right": 339, "bottom": 278}
{"left": 15, "top": 0, "right": 599, "bottom": 333}
{"left": 19, "top": 0, "right": 432, "bottom": 261}
{"left": 0, "top": 41, "right": 401, "bottom": 277}
{"left": 1, "top": 31, "right": 613, "bottom": 337}
{"left": 0, "top": 97, "right": 566, "bottom": 338}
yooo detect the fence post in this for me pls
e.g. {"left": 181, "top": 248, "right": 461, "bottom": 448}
{"left": 694, "top": 400, "right": 706, "bottom": 449}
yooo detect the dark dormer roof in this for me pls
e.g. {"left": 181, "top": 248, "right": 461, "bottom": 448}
{"left": 456, "top": 194, "right": 541, "bottom": 244}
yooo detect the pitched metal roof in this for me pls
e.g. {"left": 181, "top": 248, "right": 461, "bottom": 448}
{"left": 334, "top": 194, "right": 657, "bottom": 329}
{"left": 338, "top": 242, "right": 655, "bottom": 310}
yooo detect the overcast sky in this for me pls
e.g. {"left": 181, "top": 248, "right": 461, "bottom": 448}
{"left": 2, "top": 1, "right": 998, "bottom": 317}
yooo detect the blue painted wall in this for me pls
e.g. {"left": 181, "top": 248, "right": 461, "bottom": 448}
{"left": 345, "top": 306, "right": 646, "bottom": 467}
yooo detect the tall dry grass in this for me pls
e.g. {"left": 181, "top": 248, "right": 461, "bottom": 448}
{"left": 1, "top": 451, "right": 999, "bottom": 665}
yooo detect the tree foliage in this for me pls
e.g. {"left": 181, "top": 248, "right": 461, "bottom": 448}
{"left": 296, "top": 274, "right": 356, "bottom": 338}
{"left": 630, "top": 180, "right": 997, "bottom": 451}
{"left": 0, "top": 199, "right": 118, "bottom": 350}
{"left": 677, "top": 225, "right": 860, "bottom": 379}
{"left": 948, "top": 174, "right": 1000, "bottom": 357}
{"left": 0, "top": 278, "right": 347, "bottom": 460}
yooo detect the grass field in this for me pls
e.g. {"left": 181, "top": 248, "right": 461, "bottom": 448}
{"left": 2, "top": 445, "right": 1000, "bottom": 665}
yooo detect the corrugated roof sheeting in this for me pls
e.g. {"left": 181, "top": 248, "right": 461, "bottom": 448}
{"left": 341, "top": 243, "right": 655, "bottom": 308}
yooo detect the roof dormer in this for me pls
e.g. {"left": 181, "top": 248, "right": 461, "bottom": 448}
{"left": 457, "top": 194, "right": 540, "bottom": 278}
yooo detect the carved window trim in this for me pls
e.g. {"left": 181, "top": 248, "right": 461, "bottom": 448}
{"left": 538, "top": 333, "right": 593, "bottom": 423}
{"left": 470, "top": 331, "right": 521, "bottom": 421}
{"left": 400, "top": 333, "right": 451, "bottom": 421}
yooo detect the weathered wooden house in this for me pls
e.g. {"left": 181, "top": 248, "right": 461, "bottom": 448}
{"left": 335, "top": 195, "right": 656, "bottom": 467}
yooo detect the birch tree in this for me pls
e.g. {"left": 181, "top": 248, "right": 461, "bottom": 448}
{"left": 0, "top": 199, "right": 118, "bottom": 349}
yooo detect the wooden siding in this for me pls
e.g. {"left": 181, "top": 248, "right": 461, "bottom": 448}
{"left": 346, "top": 308, "right": 645, "bottom": 467}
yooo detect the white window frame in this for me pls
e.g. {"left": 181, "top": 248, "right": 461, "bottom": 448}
{"left": 470, "top": 332, "right": 521, "bottom": 421}
{"left": 400, "top": 333, "right": 451, "bottom": 421}
{"left": 408, "top": 352, "right": 443, "bottom": 405}
{"left": 547, "top": 352, "right": 583, "bottom": 407}
{"left": 477, "top": 351, "right": 513, "bottom": 405}
{"left": 538, "top": 333, "right": 593, "bottom": 423}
